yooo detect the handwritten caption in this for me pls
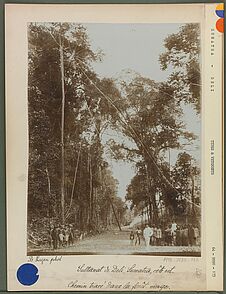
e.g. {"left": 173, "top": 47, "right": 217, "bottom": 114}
{"left": 66, "top": 263, "right": 175, "bottom": 290}
{"left": 76, "top": 263, "right": 175, "bottom": 274}
{"left": 68, "top": 280, "right": 170, "bottom": 291}
{"left": 27, "top": 257, "right": 178, "bottom": 290}
{"left": 28, "top": 255, "right": 62, "bottom": 265}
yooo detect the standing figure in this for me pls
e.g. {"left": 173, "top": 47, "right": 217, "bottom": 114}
{"left": 68, "top": 226, "right": 74, "bottom": 245}
{"left": 59, "top": 230, "right": 65, "bottom": 248}
{"left": 171, "top": 221, "right": 177, "bottom": 246}
{"left": 135, "top": 227, "right": 142, "bottom": 246}
{"left": 129, "top": 230, "right": 135, "bottom": 246}
{"left": 176, "top": 225, "right": 182, "bottom": 246}
{"left": 65, "top": 227, "right": 70, "bottom": 247}
{"left": 182, "top": 225, "right": 189, "bottom": 246}
{"left": 165, "top": 225, "right": 172, "bottom": 246}
{"left": 193, "top": 227, "right": 200, "bottom": 246}
{"left": 143, "top": 224, "right": 153, "bottom": 248}
{"left": 51, "top": 226, "right": 58, "bottom": 250}
{"left": 188, "top": 224, "right": 195, "bottom": 246}
{"left": 156, "top": 226, "right": 162, "bottom": 246}
{"left": 153, "top": 225, "right": 158, "bottom": 245}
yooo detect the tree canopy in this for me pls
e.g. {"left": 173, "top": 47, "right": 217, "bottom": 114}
{"left": 28, "top": 23, "right": 201, "bottom": 246}
{"left": 159, "top": 23, "right": 201, "bottom": 113}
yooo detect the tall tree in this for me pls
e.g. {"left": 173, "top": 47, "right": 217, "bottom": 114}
{"left": 28, "top": 23, "right": 99, "bottom": 221}
{"left": 159, "top": 23, "right": 201, "bottom": 113}
{"left": 107, "top": 75, "right": 195, "bottom": 221}
{"left": 172, "top": 152, "right": 200, "bottom": 216}
{"left": 28, "top": 23, "right": 124, "bottom": 243}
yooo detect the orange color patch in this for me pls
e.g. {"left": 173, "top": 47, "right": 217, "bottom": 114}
{"left": 216, "top": 3, "right": 224, "bottom": 11}
{"left": 216, "top": 18, "right": 224, "bottom": 33}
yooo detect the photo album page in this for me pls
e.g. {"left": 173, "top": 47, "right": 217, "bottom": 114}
{"left": 5, "top": 3, "right": 224, "bottom": 291}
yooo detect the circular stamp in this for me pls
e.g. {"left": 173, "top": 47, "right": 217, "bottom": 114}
{"left": 16, "top": 263, "right": 39, "bottom": 286}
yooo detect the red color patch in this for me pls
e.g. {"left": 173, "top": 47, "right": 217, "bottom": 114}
{"left": 216, "top": 18, "right": 224, "bottom": 33}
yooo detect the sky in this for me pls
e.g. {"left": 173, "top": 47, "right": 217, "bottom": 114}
{"left": 84, "top": 23, "right": 201, "bottom": 199}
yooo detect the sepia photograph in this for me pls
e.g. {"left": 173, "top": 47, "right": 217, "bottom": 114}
{"left": 27, "top": 22, "right": 201, "bottom": 256}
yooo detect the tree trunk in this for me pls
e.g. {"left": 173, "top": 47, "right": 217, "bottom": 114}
{"left": 65, "top": 145, "right": 81, "bottom": 220}
{"left": 88, "top": 150, "right": 93, "bottom": 225}
{"left": 191, "top": 175, "right": 195, "bottom": 216}
{"left": 59, "top": 37, "right": 65, "bottom": 225}
{"left": 45, "top": 168, "right": 51, "bottom": 227}
{"left": 145, "top": 160, "right": 159, "bottom": 224}
{"left": 109, "top": 198, "right": 122, "bottom": 231}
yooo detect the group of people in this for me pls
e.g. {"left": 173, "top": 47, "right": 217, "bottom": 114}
{"left": 129, "top": 222, "right": 200, "bottom": 247}
{"left": 49, "top": 225, "right": 86, "bottom": 250}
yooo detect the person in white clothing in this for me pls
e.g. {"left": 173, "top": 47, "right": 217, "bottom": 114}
{"left": 171, "top": 222, "right": 177, "bottom": 233}
{"left": 143, "top": 224, "right": 153, "bottom": 248}
{"left": 171, "top": 221, "right": 177, "bottom": 245}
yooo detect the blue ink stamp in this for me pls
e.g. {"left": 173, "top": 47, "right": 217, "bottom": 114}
{"left": 16, "top": 263, "right": 39, "bottom": 286}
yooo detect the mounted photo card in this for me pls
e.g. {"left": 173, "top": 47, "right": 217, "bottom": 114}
{"left": 5, "top": 3, "right": 224, "bottom": 291}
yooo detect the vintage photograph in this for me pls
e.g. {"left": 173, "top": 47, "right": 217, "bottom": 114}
{"left": 27, "top": 22, "right": 201, "bottom": 256}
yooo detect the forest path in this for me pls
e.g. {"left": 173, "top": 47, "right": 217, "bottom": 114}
{"left": 50, "top": 229, "right": 200, "bottom": 256}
